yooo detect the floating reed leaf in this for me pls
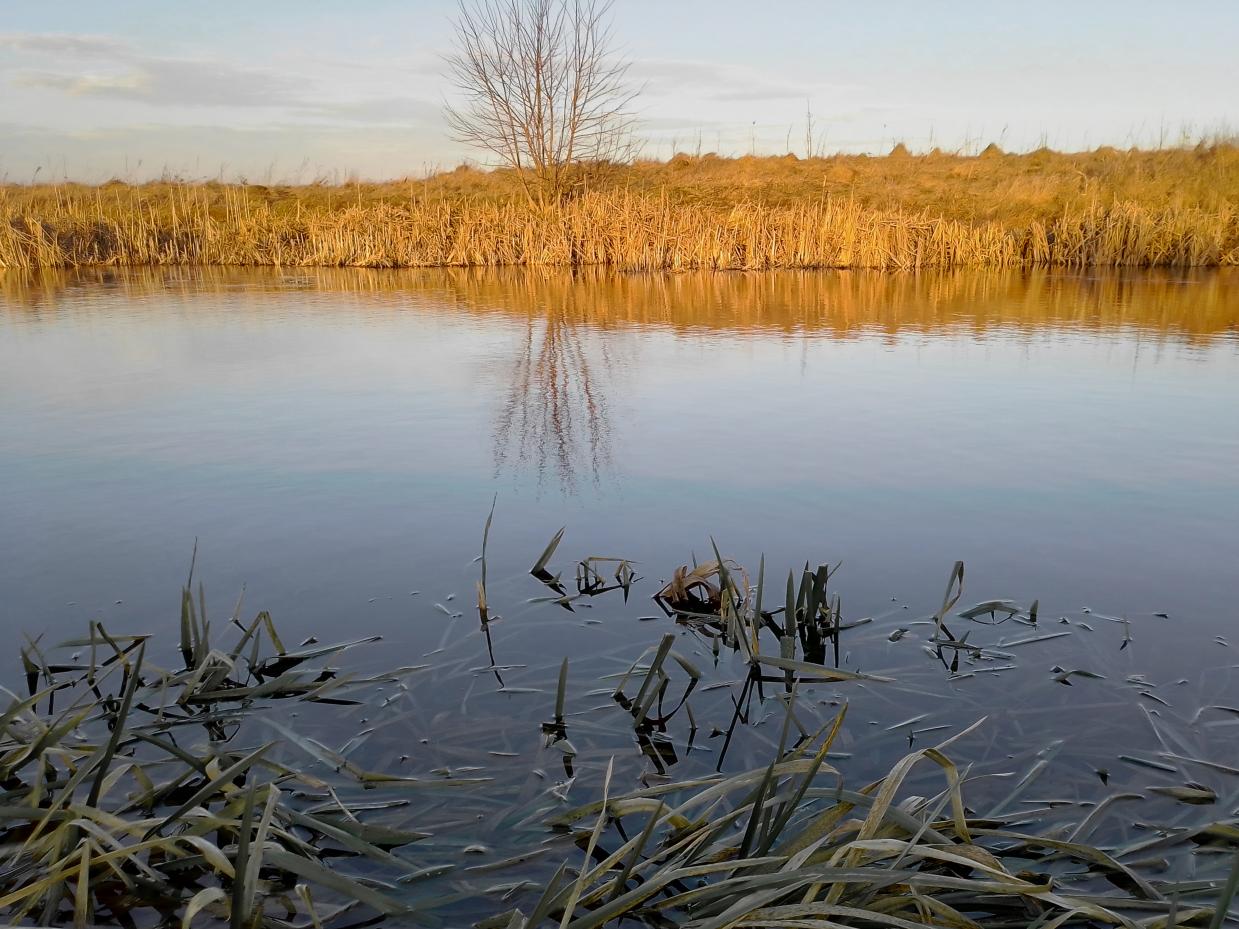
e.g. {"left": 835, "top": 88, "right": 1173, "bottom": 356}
{"left": 532, "top": 527, "right": 566, "bottom": 582}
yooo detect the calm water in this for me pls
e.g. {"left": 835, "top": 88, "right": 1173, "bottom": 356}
{"left": 3, "top": 268, "right": 1236, "bottom": 655}
{"left": 3, "top": 266, "right": 1239, "bottom": 912}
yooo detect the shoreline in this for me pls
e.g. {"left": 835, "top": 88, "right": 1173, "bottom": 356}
{"left": 2, "top": 193, "right": 1234, "bottom": 271}
{"left": 3, "top": 147, "right": 1236, "bottom": 272}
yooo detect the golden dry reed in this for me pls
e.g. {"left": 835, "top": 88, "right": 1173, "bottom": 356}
{"left": 2, "top": 148, "right": 1237, "bottom": 271}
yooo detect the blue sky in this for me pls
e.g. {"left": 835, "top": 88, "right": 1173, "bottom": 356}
{"left": 1, "top": 1, "right": 1236, "bottom": 182}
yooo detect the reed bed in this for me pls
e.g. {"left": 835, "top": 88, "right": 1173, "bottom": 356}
{"left": 2, "top": 184, "right": 1236, "bottom": 272}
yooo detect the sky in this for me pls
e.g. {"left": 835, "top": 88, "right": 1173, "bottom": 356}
{"left": 1, "top": 0, "right": 1237, "bottom": 183}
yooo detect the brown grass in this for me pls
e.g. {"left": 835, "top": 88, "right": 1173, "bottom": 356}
{"left": 2, "top": 145, "right": 1237, "bottom": 271}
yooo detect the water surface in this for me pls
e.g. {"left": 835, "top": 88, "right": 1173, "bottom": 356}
{"left": 5, "top": 265, "right": 1239, "bottom": 915}
{"left": 3, "top": 267, "right": 1235, "bottom": 658}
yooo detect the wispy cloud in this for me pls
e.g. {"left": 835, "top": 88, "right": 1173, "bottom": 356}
{"left": 632, "top": 57, "right": 861, "bottom": 104}
{"left": 0, "top": 119, "right": 456, "bottom": 183}
{"left": 0, "top": 30, "right": 461, "bottom": 179}
{"left": 4, "top": 35, "right": 309, "bottom": 109}
{"left": 2, "top": 31, "right": 440, "bottom": 124}
{"left": 15, "top": 71, "right": 145, "bottom": 96}
{"left": 0, "top": 33, "right": 127, "bottom": 57}
{"left": 305, "top": 97, "right": 442, "bottom": 126}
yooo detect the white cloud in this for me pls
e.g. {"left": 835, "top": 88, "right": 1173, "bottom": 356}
{"left": 15, "top": 70, "right": 147, "bottom": 96}
{"left": 0, "top": 33, "right": 128, "bottom": 57}
{"left": 0, "top": 30, "right": 459, "bottom": 179}
{"left": 2, "top": 30, "right": 446, "bottom": 124}
{"left": 4, "top": 35, "right": 314, "bottom": 110}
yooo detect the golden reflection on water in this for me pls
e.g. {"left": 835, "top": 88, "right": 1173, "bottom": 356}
{"left": 3, "top": 266, "right": 1235, "bottom": 491}
{"left": 4, "top": 266, "right": 1237, "bottom": 343}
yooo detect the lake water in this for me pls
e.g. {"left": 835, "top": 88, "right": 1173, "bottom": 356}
{"left": 3, "top": 268, "right": 1236, "bottom": 651}
{"left": 3, "top": 266, "right": 1239, "bottom": 919}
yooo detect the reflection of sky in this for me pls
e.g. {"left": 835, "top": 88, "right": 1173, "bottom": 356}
{"left": 1, "top": 269, "right": 1237, "bottom": 684}
{"left": 1, "top": 0, "right": 1237, "bottom": 179}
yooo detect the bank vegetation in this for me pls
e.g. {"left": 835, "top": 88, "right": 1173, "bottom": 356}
{"left": 2, "top": 145, "right": 1236, "bottom": 271}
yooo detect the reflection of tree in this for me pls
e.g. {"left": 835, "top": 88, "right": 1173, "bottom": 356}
{"left": 493, "top": 302, "right": 615, "bottom": 491}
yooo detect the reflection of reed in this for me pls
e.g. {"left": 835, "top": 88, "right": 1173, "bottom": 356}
{"left": 491, "top": 290, "right": 615, "bottom": 491}
{"left": 5, "top": 266, "right": 1237, "bottom": 345}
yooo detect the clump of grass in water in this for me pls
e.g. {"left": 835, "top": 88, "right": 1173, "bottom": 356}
{"left": 519, "top": 540, "right": 1239, "bottom": 928}
{"left": 0, "top": 553, "right": 442, "bottom": 927}
{"left": 488, "top": 706, "right": 1239, "bottom": 929}
{"left": 6, "top": 533, "right": 1239, "bottom": 927}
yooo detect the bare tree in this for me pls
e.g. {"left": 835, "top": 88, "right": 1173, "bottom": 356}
{"left": 444, "top": 0, "right": 637, "bottom": 204}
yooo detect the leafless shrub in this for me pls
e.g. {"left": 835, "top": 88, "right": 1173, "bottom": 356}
{"left": 444, "top": 0, "right": 638, "bottom": 204}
